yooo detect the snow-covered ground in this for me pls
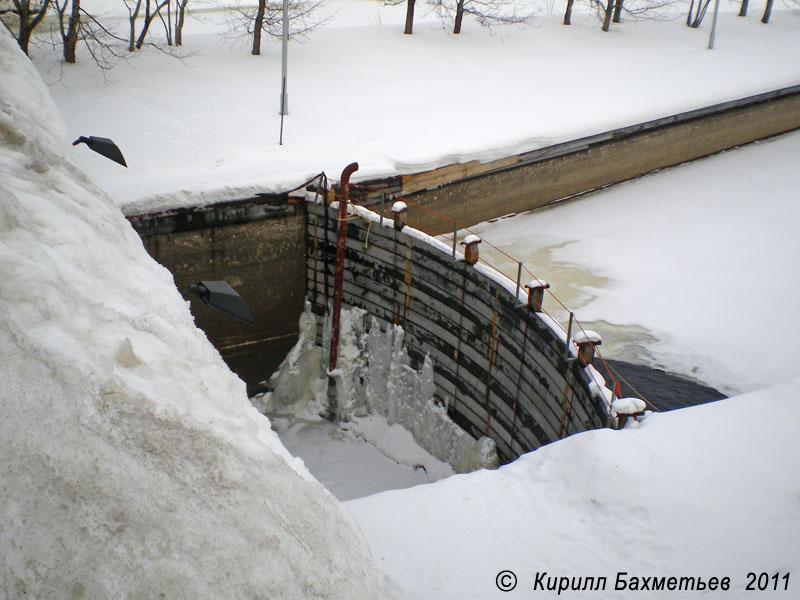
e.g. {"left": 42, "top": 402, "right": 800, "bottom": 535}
{"left": 30, "top": 0, "right": 800, "bottom": 213}
{"left": 4, "top": 1, "right": 799, "bottom": 597}
{"left": 347, "top": 377, "right": 800, "bottom": 599}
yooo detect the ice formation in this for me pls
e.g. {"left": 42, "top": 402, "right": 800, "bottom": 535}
{"left": 262, "top": 305, "right": 499, "bottom": 474}
{"left": 0, "top": 27, "right": 388, "bottom": 598}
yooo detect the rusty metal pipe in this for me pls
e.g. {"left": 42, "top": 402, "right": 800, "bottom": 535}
{"left": 328, "top": 161, "right": 359, "bottom": 372}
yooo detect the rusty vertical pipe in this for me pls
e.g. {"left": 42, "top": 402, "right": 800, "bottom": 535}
{"left": 328, "top": 162, "right": 359, "bottom": 372}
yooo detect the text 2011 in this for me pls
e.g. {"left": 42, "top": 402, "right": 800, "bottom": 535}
{"left": 745, "top": 572, "right": 790, "bottom": 591}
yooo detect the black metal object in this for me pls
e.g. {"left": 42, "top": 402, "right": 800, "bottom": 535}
{"left": 72, "top": 136, "right": 128, "bottom": 167}
{"left": 183, "top": 281, "right": 256, "bottom": 328}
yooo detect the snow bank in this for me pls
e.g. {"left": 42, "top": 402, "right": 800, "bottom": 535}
{"left": 0, "top": 27, "right": 388, "bottom": 598}
{"left": 348, "top": 379, "right": 800, "bottom": 599}
{"left": 33, "top": 3, "right": 800, "bottom": 212}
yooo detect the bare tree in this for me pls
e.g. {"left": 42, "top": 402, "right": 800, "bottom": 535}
{"left": 601, "top": 0, "right": 615, "bottom": 30}
{"left": 563, "top": 0, "right": 575, "bottom": 24}
{"left": 384, "top": 0, "right": 416, "bottom": 34}
{"left": 52, "top": 0, "right": 80, "bottom": 62}
{"left": 738, "top": 0, "right": 749, "bottom": 16}
{"left": 229, "top": 0, "right": 327, "bottom": 56}
{"left": 762, "top": 0, "right": 774, "bottom": 22}
{"left": 122, "top": 0, "right": 170, "bottom": 51}
{"left": 613, "top": 0, "right": 624, "bottom": 21}
{"left": 404, "top": 0, "right": 415, "bottom": 33}
{"left": 174, "top": 0, "right": 189, "bottom": 45}
{"left": 430, "top": 0, "right": 534, "bottom": 34}
{"left": 686, "top": 0, "right": 712, "bottom": 26}
{"left": 563, "top": 0, "right": 676, "bottom": 30}
{"left": 1, "top": 0, "right": 49, "bottom": 54}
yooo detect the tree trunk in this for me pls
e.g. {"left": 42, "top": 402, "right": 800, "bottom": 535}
{"left": 252, "top": 0, "right": 265, "bottom": 55}
{"left": 613, "top": 0, "right": 624, "bottom": 23}
{"left": 564, "top": 0, "right": 574, "bottom": 25}
{"left": 453, "top": 0, "right": 464, "bottom": 34}
{"left": 13, "top": 0, "right": 49, "bottom": 55}
{"left": 738, "top": 0, "right": 748, "bottom": 16}
{"left": 761, "top": 0, "right": 773, "bottom": 23}
{"left": 404, "top": 0, "right": 415, "bottom": 34}
{"left": 136, "top": 0, "right": 168, "bottom": 49}
{"left": 175, "top": 0, "right": 187, "bottom": 45}
{"left": 64, "top": 0, "right": 81, "bottom": 63}
{"left": 602, "top": 0, "right": 615, "bottom": 31}
{"left": 687, "top": 0, "right": 695, "bottom": 25}
{"left": 129, "top": 0, "right": 142, "bottom": 51}
{"left": 166, "top": 0, "right": 172, "bottom": 45}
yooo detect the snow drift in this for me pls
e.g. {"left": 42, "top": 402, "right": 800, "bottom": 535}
{"left": 0, "top": 27, "right": 387, "bottom": 599}
{"left": 349, "top": 379, "right": 800, "bottom": 599}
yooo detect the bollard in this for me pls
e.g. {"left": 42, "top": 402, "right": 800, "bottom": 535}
{"left": 462, "top": 234, "right": 481, "bottom": 266}
{"left": 611, "top": 397, "right": 646, "bottom": 429}
{"left": 573, "top": 330, "right": 602, "bottom": 366}
{"left": 392, "top": 201, "right": 408, "bottom": 231}
{"left": 525, "top": 279, "right": 550, "bottom": 312}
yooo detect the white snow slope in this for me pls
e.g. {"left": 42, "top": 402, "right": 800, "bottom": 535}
{"left": 32, "top": 1, "right": 800, "bottom": 213}
{"left": 0, "top": 27, "right": 388, "bottom": 599}
{"left": 348, "top": 379, "right": 800, "bottom": 599}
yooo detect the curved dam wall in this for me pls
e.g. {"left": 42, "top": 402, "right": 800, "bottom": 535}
{"left": 306, "top": 199, "right": 610, "bottom": 465}
{"left": 127, "top": 86, "right": 800, "bottom": 401}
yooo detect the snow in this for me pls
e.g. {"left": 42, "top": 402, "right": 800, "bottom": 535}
{"left": 347, "top": 378, "right": 800, "bottom": 599}
{"left": 462, "top": 233, "right": 482, "bottom": 246}
{"left": 391, "top": 200, "right": 408, "bottom": 213}
{"left": 6, "top": 1, "right": 800, "bottom": 596}
{"left": 471, "top": 130, "right": 800, "bottom": 396}
{"left": 574, "top": 329, "right": 602, "bottom": 344}
{"left": 611, "top": 397, "right": 647, "bottom": 416}
{"left": 0, "top": 26, "right": 388, "bottom": 598}
{"left": 270, "top": 416, "right": 453, "bottom": 501}
{"left": 29, "top": 1, "right": 800, "bottom": 213}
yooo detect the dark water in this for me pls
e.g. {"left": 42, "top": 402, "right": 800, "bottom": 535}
{"left": 594, "top": 359, "right": 727, "bottom": 412}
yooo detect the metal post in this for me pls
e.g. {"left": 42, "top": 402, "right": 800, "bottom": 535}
{"left": 708, "top": 0, "right": 721, "bottom": 49}
{"left": 563, "top": 312, "right": 574, "bottom": 362}
{"left": 329, "top": 162, "right": 359, "bottom": 372}
{"left": 280, "top": 0, "right": 289, "bottom": 115}
{"left": 452, "top": 221, "right": 458, "bottom": 259}
{"left": 380, "top": 191, "right": 385, "bottom": 227}
{"left": 515, "top": 262, "right": 523, "bottom": 302}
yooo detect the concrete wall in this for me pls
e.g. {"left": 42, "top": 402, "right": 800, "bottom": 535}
{"left": 306, "top": 201, "right": 610, "bottom": 464}
{"left": 359, "top": 86, "right": 800, "bottom": 233}
{"left": 129, "top": 198, "right": 306, "bottom": 396}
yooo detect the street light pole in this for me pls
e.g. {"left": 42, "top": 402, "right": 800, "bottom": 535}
{"left": 280, "top": 0, "right": 289, "bottom": 116}
{"left": 708, "top": 0, "right": 721, "bottom": 49}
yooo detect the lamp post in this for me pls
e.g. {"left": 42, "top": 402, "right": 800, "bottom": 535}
{"left": 708, "top": 0, "right": 721, "bottom": 49}
{"left": 279, "top": 0, "right": 289, "bottom": 145}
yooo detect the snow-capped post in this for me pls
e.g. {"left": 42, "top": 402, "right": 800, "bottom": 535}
{"left": 462, "top": 234, "right": 481, "bottom": 266}
{"left": 525, "top": 279, "right": 550, "bottom": 312}
{"left": 392, "top": 200, "right": 408, "bottom": 231}
{"left": 611, "top": 397, "right": 647, "bottom": 429}
{"left": 574, "top": 330, "right": 602, "bottom": 366}
{"left": 329, "top": 162, "right": 359, "bottom": 373}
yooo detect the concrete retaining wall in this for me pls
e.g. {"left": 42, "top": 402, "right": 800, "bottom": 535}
{"left": 358, "top": 85, "right": 800, "bottom": 233}
{"left": 306, "top": 200, "right": 610, "bottom": 464}
{"left": 129, "top": 197, "right": 306, "bottom": 396}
